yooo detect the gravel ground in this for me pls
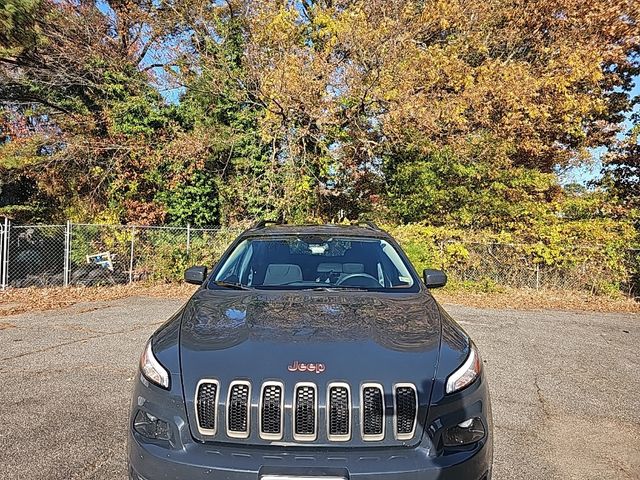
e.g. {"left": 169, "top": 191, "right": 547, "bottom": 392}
{"left": 0, "top": 296, "right": 638, "bottom": 480}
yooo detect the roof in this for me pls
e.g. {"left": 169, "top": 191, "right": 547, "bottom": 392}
{"left": 240, "top": 222, "right": 390, "bottom": 239}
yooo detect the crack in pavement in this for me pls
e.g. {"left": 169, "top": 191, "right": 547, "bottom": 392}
{"left": 533, "top": 376, "right": 552, "bottom": 419}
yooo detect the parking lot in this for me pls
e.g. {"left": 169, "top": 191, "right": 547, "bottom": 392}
{"left": 0, "top": 296, "right": 638, "bottom": 480}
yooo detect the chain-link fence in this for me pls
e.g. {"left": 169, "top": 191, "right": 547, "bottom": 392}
{"left": 0, "top": 219, "right": 638, "bottom": 297}
{"left": 0, "top": 220, "right": 241, "bottom": 289}
{"left": 438, "top": 242, "right": 639, "bottom": 296}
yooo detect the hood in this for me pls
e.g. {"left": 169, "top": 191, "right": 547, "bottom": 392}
{"left": 180, "top": 288, "right": 443, "bottom": 447}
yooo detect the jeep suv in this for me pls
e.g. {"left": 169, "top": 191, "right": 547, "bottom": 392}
{"left": 128, "top": 222, "right": 493, "bottom": 480}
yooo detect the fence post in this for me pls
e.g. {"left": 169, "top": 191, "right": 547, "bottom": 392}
{"left": 535, "top": 263, "right": 540, "bottom": 291}
{"left": 186, "top": 223, "right": 191, "bottom": 258}
{"left": 63, "top": 220, "right": 71, "bottom": 287}
{"left": 0, "top": 218, "right": 3, "bottom": 290}
{"left": 129, "top": 226, "right": 135, "bottom": 284}
{"left": 1, "top": 217, "right": 9, "bottom": 290}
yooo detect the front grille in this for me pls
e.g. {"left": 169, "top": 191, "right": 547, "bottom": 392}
{"left": 395, "top": 384, "right": 418, "bottom": 440}
{"left": 260, "top": 382, "right": 283, "bottom": 440}
{"left": 227, "top": 381, "right": 250, "bottom": 438}
{"left": 194, "top": 380, "right": 418, "bottom": 442}
{"left": 327, "top": 383, "right": 350, "bottom": 440}
{"left": 361, "top": 384, "right": 385, "bottom": 440}
{"left": 196, "top": 380, "right": 219, "bottom": 434}
{"left": 294, "top": 383, "right": 317, "bottom": 440}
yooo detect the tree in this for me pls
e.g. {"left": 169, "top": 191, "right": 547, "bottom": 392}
{"left": 601, "top": 112, "right": 640, "bottom": 218}
{"left": 1, "top": 0, "right": 639, "bottom": 228}
{"left": 0, "top": 0, "right": 197, "bottom": 223}
{"left": 240, "top": 0, "right": 640, "bottom": 223}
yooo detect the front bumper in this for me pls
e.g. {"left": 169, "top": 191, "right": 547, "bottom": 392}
{"left": 128, "top": 354, "right": 492, "bottom": 480}
{"left": 128, "top": 431, "right": 491, "bottom": 480}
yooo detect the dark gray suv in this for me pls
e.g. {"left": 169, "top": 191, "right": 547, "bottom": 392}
{"left": 128, "top": 222, "right": 493, "bottom": 480}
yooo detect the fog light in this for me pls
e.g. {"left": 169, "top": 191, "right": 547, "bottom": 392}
{"left": 133, "top": 410, "right": 170, "bottom": 440}
{"left": 442, "top": 417, "right": 485, "bottom": 446}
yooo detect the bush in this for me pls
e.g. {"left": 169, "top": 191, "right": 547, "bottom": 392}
{"left": 386, "top": 222, "right": 638, "bottom": 296}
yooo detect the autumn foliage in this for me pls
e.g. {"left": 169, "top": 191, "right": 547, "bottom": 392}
{"left": 0, "top": 0, "right": 639, "bottom": 233}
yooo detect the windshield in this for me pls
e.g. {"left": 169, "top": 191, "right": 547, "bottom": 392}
{"left": 211, "top": 236, "right": 418, "bottom": 291}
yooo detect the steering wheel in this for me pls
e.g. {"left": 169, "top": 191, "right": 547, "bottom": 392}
{"left": 336, "top": 273, "right": 381, "bottom": 288}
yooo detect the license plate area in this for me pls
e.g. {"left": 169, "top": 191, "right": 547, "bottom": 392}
{"left": 261, "top": 477, "right": 347, "bottom": 480}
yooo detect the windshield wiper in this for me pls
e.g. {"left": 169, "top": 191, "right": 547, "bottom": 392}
{"left": 309, "top": 286, "right": 368, "bottom": 292}
{"left": 212, "top": 280, "right": 252, "bottom": 290}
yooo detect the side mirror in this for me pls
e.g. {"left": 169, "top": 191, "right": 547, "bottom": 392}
{"left": 185, "top": 266, "right": 208, "bottom": 285}
{"left": 423, "top": 269, "right": 447, "bottom": 288}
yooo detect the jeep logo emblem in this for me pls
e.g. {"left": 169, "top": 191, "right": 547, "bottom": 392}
{"left": 287, "top": 361, "right": 326, "bottom": 374}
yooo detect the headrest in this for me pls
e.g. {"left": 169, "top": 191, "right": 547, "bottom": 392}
{"left": 343, "top": 263, "right": 364, "bottom": 274}
{"left": 316, "top": 262, "right": 343, "bottom": 273}
{"left": 263, "top": 264, "right": 303, "bottom": 285}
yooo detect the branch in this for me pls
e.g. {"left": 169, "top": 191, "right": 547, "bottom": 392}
{"left": 1, "top": 95, "right": 73, "bottom": 115}
{"left": 136, "top": 33, "right": 160, "bottom": 65}
{"left": 0, "top": 57, "right": 22, "bottom": 66}
{"left": 140, "top": 62, "right": 173, "bottom": 72}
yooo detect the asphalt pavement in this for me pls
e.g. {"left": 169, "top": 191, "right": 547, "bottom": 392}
{"left": 0, "top": 296, "right": 638, "bottom": 479}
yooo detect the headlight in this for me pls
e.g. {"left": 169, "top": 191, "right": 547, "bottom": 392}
{"left": 140, "top": 339, "right": 170, "bottom": 389}
{"left": 445, "top": 342, "right": 481, "bottom": 394}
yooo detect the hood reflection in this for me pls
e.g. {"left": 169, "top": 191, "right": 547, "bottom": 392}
{"left": 181, "top": 290, "right": 441, "bottom": 353}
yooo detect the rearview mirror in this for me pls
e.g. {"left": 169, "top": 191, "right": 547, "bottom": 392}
{"left": 185, "top": 266, "right": 208, "bottom": 285}
{"left": 423, "top": 269, "right": 447, "bottom": 288}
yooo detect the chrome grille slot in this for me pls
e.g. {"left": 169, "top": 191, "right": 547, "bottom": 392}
{"left": 394, "top": 383, "right": 418, "bottom": 440}
{"left": 227, "top": 381, "right": 251, "bottom": 438}
{"left": 195, "top": 380, "right": 219, "bottom": 435}
{"left": 260, "top": 382, "right": 284, "bottom": 440}
{"left": 293, "top": 383, "right": 317, "bottom": 441}
{"left": 327, "top": 383, "right": 351, "bottom": 441}
{"left": 194, "top": 379, "right": 419, "bottom": 443}
{"left": 361, "top": 383, "right": 384, "bottom": 441}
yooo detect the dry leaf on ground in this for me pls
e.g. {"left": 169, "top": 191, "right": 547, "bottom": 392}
{"left": 1, "top": 285, "right": 638, "bottom": 317}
